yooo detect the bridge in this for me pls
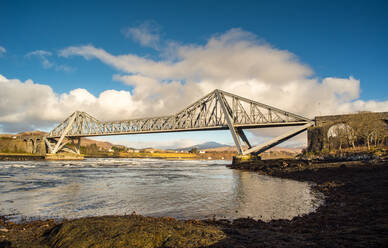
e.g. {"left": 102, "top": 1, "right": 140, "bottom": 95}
{"left": 44, "top": 89, "right": 313, "bottom": 157}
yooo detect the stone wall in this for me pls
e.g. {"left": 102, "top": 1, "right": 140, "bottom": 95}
{"left": 307, "top": 112, "right": 388, "bottom": 153}
{"left": 21, "top": 136, "right": 46, "bottom": 154}
{"left": 0, "top": 135, "right": 46, "bottom": 154}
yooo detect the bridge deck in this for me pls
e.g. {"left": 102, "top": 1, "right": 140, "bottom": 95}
{"left": 47, "top": 122, "right": 309, "bottom": 138}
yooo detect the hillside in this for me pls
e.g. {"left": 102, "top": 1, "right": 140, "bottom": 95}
{"left": 179, "top": 141, "right": 230, "bottom": 151}
{"left": 203, "top": 145, "right": 303, "bottom": 159}
{"left": 204, "top": 145, "right": 302, "bottom": 153}
{"left": 80, "top": 138, "right": 114, "bottom": 150}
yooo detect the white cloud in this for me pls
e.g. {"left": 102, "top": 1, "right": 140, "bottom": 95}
{"left": 122, "top": 21, "right": 161, "bottom": 49}
{"left": 0, "top": 46, "right": 6, "bottom": 56}
{"left": 0, "top": 74, "right": 139, "bottom": 132}
{"left": 26, "top": 50, "right": 54, "bottom": 68}
{"left": 60, "top": 28, "right": 388, "bottom": 120}
{"left": 2, "top": 28, "right": 387, "bottom": 148}
{"left": 26, "top": 50, "right": 72, "bottom": 71}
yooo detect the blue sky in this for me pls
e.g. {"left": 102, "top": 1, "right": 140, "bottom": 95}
{"left": 1, "top": 0, "right": 387, "bottom": 148}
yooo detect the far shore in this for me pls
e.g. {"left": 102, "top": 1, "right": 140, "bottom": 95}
{"left": 0, "top": 149, "right": 239, "bottom": 161}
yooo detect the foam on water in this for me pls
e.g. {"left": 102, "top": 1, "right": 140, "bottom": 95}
{"left": 0, "top": 163, "right": 36, "bottom": 168}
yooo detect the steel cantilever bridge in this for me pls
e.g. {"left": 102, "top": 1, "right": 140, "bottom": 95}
{"left": 45, "top": 89, "right": 313, "bottom": 156}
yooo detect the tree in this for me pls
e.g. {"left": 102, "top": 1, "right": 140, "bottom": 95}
{"left": 347, "top": 112, "right": 387, "bottom": 149}
{"left": 111, "top": 146, "right": 126, "bottom": 152}
{"left": 189, "top": 148, "right": 199, "bottom": 154}
{"left": 327, "top": 123, "right": 354, "bottom": 150}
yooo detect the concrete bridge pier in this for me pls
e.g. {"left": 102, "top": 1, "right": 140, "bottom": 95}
{"left": 307, "top": 112, "right": 388, "bottom": 153}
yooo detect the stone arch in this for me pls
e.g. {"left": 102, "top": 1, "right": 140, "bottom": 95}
{"left": 30, "top": 139, "right": 35, "bottom": 153}
{"left": 35, "top": 138, "right": 42, "bottom": 154}
{"left": 23, "top": 138, "right": 36, "bottom": 153}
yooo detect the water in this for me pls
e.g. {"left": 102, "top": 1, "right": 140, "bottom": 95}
{"left": 0, "top": 158, "right": 323, "bottom": 222}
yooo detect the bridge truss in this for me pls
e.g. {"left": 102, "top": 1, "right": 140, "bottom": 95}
{"left": 45, "top": 89, "right": 313, "bottom": 155}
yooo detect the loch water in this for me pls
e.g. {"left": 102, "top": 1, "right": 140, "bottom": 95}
{"left": 0, "top": 158, "right": 323, "bottom": 222}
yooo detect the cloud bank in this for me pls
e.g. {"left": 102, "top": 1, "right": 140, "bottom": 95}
{"left": 60, "top": 28, "right": 388, "bottom": 118}
{"left": 0, "top": 74, "right": 138, "bottom": 132}
{"left": 1, "top": 29, "right": 387, "bottom": 143}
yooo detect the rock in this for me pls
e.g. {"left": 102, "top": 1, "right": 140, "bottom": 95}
{"left": 0, "top": 228, "right": 8, "bottom": 232}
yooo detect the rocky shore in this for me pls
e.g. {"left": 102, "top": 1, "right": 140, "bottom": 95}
{"left": 0, "top": 154, "right": 44, "bottom": 161}
{"left": 1, "top": 159, "right": 387, "bottom": 247}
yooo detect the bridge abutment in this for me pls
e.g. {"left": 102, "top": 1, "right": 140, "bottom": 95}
{"left": 232, "top": 154, "right": 261, "bottom": 165}
{"left": 307, "top": 112, "right": 388, "bottom": 153}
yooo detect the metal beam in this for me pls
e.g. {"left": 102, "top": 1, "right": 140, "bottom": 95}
{"left": 71, "top": 137, "right": 81, "bottom": 154}
{"left": 242, "top": 122, "right": 313, "bottom": 155}
{"left": 45, "top": 89, "right": 313, "bottom": 157}
{"left": 48, "top": 89, "right": 311, "bottom": 139}
{"left": 216, "top": 90, "right": 243, "bottom": 155}
{"left": 44, "top": 137, "right": 53, "bottom": 154}
{"left": 237, "top": 128, "right": 252, "bottom": 148}
{"left": 218, "top": 89, "right": 311, "bottom": 122}
{"left": 52, "top": 112, "right": 77, "bottom": 154}
{"left": 76, "top": 137, "right": 81, "bottom": 154}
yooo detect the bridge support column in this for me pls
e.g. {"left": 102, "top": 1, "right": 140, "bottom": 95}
{"left": 43, "top": 112, "right": 83, "bottom": 160}
{"left": 237, "top": 128, "right": 252, "bottom": 149}
{"left": 242, "top": 123, "right": 313, "bottom": 155}
{"left": 216, "top": 90, "right": 244, "bottom": 155}
{"left": 44, "top": 137, "right": 54, "bottom": 154}
{"left": 71, "top": 137, "right": 81, "bottom": 155}
{"left": 51, "top": 113, "right": 77, "bottom": 154}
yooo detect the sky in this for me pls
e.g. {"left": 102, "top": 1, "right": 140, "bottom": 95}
{"left": 1, "top": 0, "right": 387, "bottom": 148}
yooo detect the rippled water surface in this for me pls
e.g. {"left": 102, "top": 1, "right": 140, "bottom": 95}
{"left": 0, "top": 158, "right": 322, "bottom": 221}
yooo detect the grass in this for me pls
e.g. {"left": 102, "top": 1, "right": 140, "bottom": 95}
{"left": 118, "top": 152, "right": 197, "bottom": 158}
{"left": 0, "top": 152, "right": 41, "bottom": 156}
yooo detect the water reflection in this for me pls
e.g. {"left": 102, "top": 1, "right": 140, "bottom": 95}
{"left": 0, "top": 159, "right": 322, "bottom": 222}
{"left": 231, "top": 171, "right": 321, "bottom": 220}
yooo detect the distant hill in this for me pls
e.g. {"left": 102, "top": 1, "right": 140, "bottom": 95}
{"left": 178, "top": 141, "right": 230, "bottom": 151}
{"left": 203, "top": 145, "right": 303, "bottom": 153}
{"left": 80, "top": 138, "right": 115, "bottom": 150}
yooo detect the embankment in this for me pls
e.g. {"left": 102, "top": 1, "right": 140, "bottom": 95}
{"left": 0, "top": 154, "right": 44, "bottom": 161}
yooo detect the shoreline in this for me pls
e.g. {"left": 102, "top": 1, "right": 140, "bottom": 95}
{"left": 1, "top": 160, "right": 387, "bottom": 247}
{"left": 0, "top": 154, "right": 232, "bottom": 161}
{"left": 0, "top": 154, "right": 45, "bottom": 161}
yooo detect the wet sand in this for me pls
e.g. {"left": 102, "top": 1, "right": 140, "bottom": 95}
{"left": 1, "top": 160, "right": 387, "bottom": 247}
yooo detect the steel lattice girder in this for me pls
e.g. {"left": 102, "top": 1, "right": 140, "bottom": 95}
{"left": 46, "top": 89, "right": 313, "bottom": 155}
